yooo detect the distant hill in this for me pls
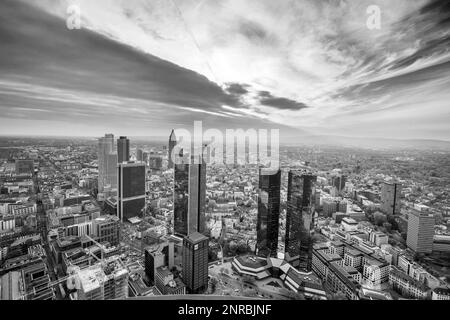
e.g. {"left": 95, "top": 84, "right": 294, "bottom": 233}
{"left": 281, "top": 134, "right": 450, "bottom": 150}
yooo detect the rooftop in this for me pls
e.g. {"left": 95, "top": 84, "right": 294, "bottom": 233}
{"left": 235, "top": 255, "right": 268, "bottom": 269}
{"left": 185, "top": 232, "right": 208, "bottom": 244}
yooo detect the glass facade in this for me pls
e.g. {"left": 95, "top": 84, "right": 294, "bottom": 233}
{"left": 118, "top": 163, "right": 146, "bottom": 221}
{"left": 121, "top": 165, "right": 145, "bottom": 198}
{"left": 174, "top": 162, "right": 189, "bottom": 236}
{"left": 117, "top": 136, "right": 130, "bottom": 163}
{"left": 285, "top": 170, "right": 317, "bottom": 271}
{"left": 173, "top": 156, "right": 206, "bottom": 236}
{"left": 256, "top": 168, "right": 281, "bottom": 257}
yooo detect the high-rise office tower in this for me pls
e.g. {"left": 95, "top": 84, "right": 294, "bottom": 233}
{"left": 117, "top": 162, "right": 146, "bottom": 222}
{"left": 407, "top": 210, "right": 435, "bottom": 254}
{"left": 285, "top": 170, "right": 317, "bottom": 271}
{"left": 149, "top": 155, "right": 163, "bottom": 170}
{"left": 381, "top": 182, "right": 402, "bottom": 215}
{"left": 173, "top": 151, "right": 206, "bottom": 237}
{"left": 144, "top": 241, "right": 175, "bottom": 284}
{"left": 168, "top": 129, "right": 177, "bottom": 168}
{"left": 182, "top": 232, "right": 208, "bottom": 294}
{"left": 117, "top": 136, "right": 130, "bottom": 164}
{"left": 136, "top": 148, "right": 143, "bottom": 162}
{"left": 256, "top": 167, "right": 281, "bottom": 257}
{"left": 98, "top": 134, "right": 116, "bottom": 192}
{"left": 331, "top": 174, "right": 346, "bottom": 195}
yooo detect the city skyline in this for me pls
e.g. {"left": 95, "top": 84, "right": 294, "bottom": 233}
{"left": 0, "top": 0, "right": 449, "bottom": 305}
{"left": 0, "top": 0, "right": 449, "bottom": 140}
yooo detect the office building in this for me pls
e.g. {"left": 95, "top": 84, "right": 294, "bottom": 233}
{"left": 98, "top": 134, "right": 117, "bottom": 193}
{"left": 407, "top": 210, "right": 435, "bottom": 254}
{"left": 149, "top": 155, "right": 163, "bottom": 170}
{"left": 117, "top": 136, "right": 130, "bottom": 164}
{"left": 182, "top": 232, "right": 208, "bottom": 294}
{"left": 285, "top": 170, "right": 317, "bottom": 271}
{"left": 144, "top": 241, "right": 175, "bottom": 284}
{"left": 75, "top": 258, "right": 129, "bottom": 300}
{"left": 389, "top": 266, "right": 429, "bottom": 300}
{"left": 331, "top": 174, "right": 346, "bottom": 195}
{"left": 155, "top": 266, "right": 186, "bottom": 295}
{"left": 136, "top": 148, "right": 143, "bottom": 162}
{"left": 381, "top": 182, "right": 402, "bottom": 215}
{"left": 173, "top": 152, "right": 206, "bottom": 236}
{"left": 256, "top": 167, "right": 281, "bottom": 257}
{"left": 92, "top": 215, "right": 120, "bottom": 246}
{"left": 168, "top": 129, "right": 177, "bottom": 168}
{"left": 117, "top": 162, "right": 146, "bottom": 222}
{"left": 15, "top": 159, "right": 34, "bottom": 175}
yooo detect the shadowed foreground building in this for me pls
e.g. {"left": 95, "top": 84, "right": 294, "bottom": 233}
{"left": 285, "top": 170, "right": 317, "bottom": 271}
{"left": 256, "top": 168, "right": 281, "bottom": 257}
{"left": 182, "top": 232, "right": 208, "bottom": 294}
{"left": 117, "top": 162, "right": 146, "bottom": 222}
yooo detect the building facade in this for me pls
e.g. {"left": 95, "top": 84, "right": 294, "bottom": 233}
{"left": 381, "top": 182, "right": 402, "bottom": 215}
{"left": 173, "top": 153, "right": 206, "bottom": 237}
{"left": 256, "top": 168, "right": 281, "bottom": 257}
{"left": 117, "top": 136, "right": 130, "bottom": 164}
{"left": 117, "top": 162, "right": 146, "bottom": 222}
{"left": 285, "top": 170, "right": 317, "bottom": 271}
{"left": 407, "top": 210, "right": 435, "bottom": 254}
{"left": 182, "top": 232, "right": 208, "bottom": 294}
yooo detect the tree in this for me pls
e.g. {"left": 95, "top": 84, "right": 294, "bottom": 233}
{"left": 209, "top": 277, "right": 218, "bottom": 293}
{"left": 237, "top": 242, "right": 250, "bottom": 255}
{"left": 284, "top": 290, "right": 305, "bottom": 300}
{"left": 383, "top": 222, "right": 392, "bottom": 233}
{"left": 374, "top": 211, "right": 387, "bottom": 226}
{"left": 228, "top": 241, "right": 238, "bottom": 255}
{"left": 331, "top": 291, "right": 348, "bottom": 300}
{"left": 242, "top": 275, "right": 256, "bottom": 285}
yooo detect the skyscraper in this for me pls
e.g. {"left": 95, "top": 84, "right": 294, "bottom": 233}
{"left": 168, "top": 129, "right": 177, "bottom": 168}
{"left": 117, "top": 136, "right": 130, "bottom": 164}
{"left": 136, "top": 148, "right": 143, "bottom": 162}
{"left": 182, "top": 232, "right": 208, "bottom": 294}
{"left": 256, "top": 167, "right": 281, "bottom": 257}
{"left": 117, "top": 162, "right": 146, "bottom": 222}
{"left": 285, "top": 170, "right": 317, "bottom": 271}
{"left": 331, "top": 174, "right": 346, "bottom": 195}
{"left": 407, "top": 210, "right": 435, "bottom": 254}
{"left": 173, "top": 151, "right": 206, "bottom": 236}
{"left": 98, "top": 134, "right": 117, "bottom": 193}
{"left": 381, "top": 182, "right": 402, "bottom": 215}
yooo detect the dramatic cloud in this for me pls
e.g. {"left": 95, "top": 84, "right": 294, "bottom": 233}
{"left": 0, "top": 0, "right": 449, "bottom": 140}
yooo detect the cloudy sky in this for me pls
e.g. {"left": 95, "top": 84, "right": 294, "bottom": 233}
{"left": 0, "top": 0, "right": 449, "bottom": 140}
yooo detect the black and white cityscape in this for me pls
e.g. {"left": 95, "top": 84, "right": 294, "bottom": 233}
{"left": 0, "top": 0, "right": 450, "bottom": 303}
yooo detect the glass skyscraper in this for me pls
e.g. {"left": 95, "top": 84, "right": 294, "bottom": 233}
{"left": 117, "top": 162, "right": 146, "bottom": 222}
{"left": 168, "top": 129, "right": 176, "bottom": 168}
{"left": 256, "top": 167, "right": 281, "bottom": 257}
{"left": 117, "top": 136, "right": 130, "bottom": 164}
{"left": 285, "top": 170, "right": 317, "bottom": 271}
{"left": 173, "top": 151, "right": 206, "bottom": 236}
{"left": 98, "top": 133, "right": 117, "bottom": 192}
